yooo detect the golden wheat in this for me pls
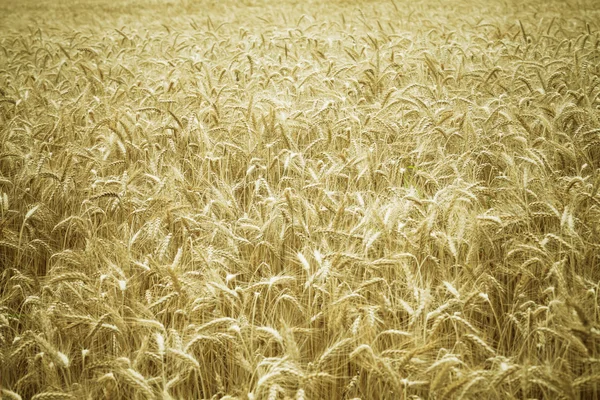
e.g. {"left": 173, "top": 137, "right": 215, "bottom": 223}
{"left": 1, "top": 0, "right": 600, "bottom": 399}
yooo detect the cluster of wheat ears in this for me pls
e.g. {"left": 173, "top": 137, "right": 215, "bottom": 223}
{"left": 1, "top": 0, "right": 599, "bottom": 398}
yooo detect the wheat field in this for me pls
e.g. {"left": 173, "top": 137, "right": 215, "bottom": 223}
{"left": 1, "top": 0, "right": 599, "bottom": 399}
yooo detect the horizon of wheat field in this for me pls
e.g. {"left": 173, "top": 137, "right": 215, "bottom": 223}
{"left": 1, "top": 0, "right": 600, "bottom": 399}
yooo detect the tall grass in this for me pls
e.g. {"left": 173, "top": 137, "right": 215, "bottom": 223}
{"left": 1, "top": 0, "right": 599, "bottom": 398}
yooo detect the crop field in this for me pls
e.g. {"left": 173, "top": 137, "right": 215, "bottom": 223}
{"left": 1, "top": 0, "right": 600, "bottom": 398}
